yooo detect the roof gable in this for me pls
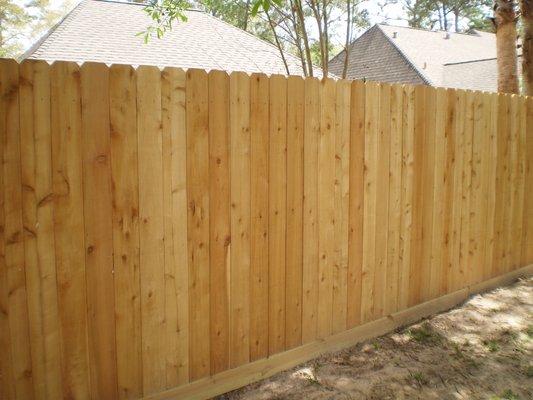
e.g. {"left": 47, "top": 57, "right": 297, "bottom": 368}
{"left": 24, "top": 0, "right": 307, "bottom": 76}
{"left": 329, "top": 25, "right": 426, "bottom": 85}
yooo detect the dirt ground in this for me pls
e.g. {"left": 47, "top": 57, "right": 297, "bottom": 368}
{"left": 218, "top": 278, "right": 532, "bottom": 400}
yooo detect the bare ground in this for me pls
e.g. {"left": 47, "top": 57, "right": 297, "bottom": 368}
{"left": 218, "top": 278, "right": 532, "bottom": 400}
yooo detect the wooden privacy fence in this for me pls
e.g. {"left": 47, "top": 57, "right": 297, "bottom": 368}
{"left": 0, "top": 58, "right": 532, "bottom": 400}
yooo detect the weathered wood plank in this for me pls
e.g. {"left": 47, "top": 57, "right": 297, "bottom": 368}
{"left": 286, "top": 76, "right": 304, "bottom": 347}
{"left": 109, "top": 64, "right": 143, "bottom": 399}
{"left": 80, "top": 62, "right": 118, "bottom": 400}
{"left": 137, "top": 65, "right": 166, "bottom": 393}
{"left": 302, "top": 78, "right": 320, "bottom": 343}
{"left": 250, "top": 73, "right": 269, "bottom": 360}
{"left": 51, "top": 61, "right": 91, "bottom": 399}
{"left": 229, "top": 71, "right": 251, "bottom": 368}
{"left": 347, "top": 80, "right": 365, "bottom": 327}
{"left": 186, "top": 69, "right": 211, "bottom": 380}
{"left": 207, "top": 70, "right": 230, "bottom": 374}
{"left": 268, "top": 75, "right": 287, "bottom": 354}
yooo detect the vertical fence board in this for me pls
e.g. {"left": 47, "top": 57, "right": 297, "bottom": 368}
{"left": 80, "top": 62, "right": 118, "bottom": 400}
{"left": 361, "top": 82, "right": 379, "bottom": 321}
{"left": 161, "top": 67, "right": 190, "bottom": 387}
{"left": 420, "top": 86, "right": 436, "bottom": 302}
{"left": 286, "top": 76, "right": 304, "bottom": 347}
{"left": 229, "top": 72, "right": 251, "bottom": 367}
{"left": 2, "top": 59, "right": 34, "bottom": 400}
{"left": 20, "top": 60, "right": 63, "bottom": 400}
{"left": 522, "top": 97, "right": 533, "bottom": 265}
{"left": 373, "top": 83, "right": 390, "bottom": 318}
{"left": 332, "top": 80, "right": 350, "bottom": 333}
{"left": 50, "top": 61, "right": 91, "bottom": 400}
{"left": 268, "top": 75, "right": 287, "bottom": 354}
{"left": 109, "top": 64, "right": 143, "bottom": 399}
{"left": 317, "top": 78, "right": 336, "bottom": 337}
{"left": 429, "top": 87, "right": 447, "bottom": 299}
{"left": 250, "top": 73, "right": 269, "bottom": 360}
{"left": 302, "top": 78, "right": 320, "bottom": 343}
{"left": 137, "top": 66, "right": 166, "bottom": 393}
{"left": 207, "top": 70, "right": 230, "bottom": 374}
{"left": 398, "top": 85, "right": 414, "bottom": 310}
{"left": 186, "top": 69, "right": 211, "bottom": 380}
{"left": 386, "top": 84, "right": 402, "bottom": 314}
{"left": 347, "top": 80, "right": 365, "bottom": 327}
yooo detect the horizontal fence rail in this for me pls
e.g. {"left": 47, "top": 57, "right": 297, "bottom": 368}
{"left": 0, "top": 58, "right": 532, "bottom": 399}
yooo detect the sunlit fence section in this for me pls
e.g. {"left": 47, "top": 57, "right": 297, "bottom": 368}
{"left": 0, "top": 58, "right": 532, "bottom": 400}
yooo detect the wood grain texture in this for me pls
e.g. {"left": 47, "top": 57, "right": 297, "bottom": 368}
{"left": 302, "top": 78, "right": 320, "bottom": 343}
{"left": 186, "top": 69, "right": 210, "bottom": 381}
{"left": 268, "top": 75, "right": 287, "bottom": 355}
{"left": 249, "top": 73, "right": 269, "bottom": 360}
{"left": 50, "top": 61, "right": 91, "bottom": 400}
{"left": 208, "top": 70, "right": 230, "bottom": 374}
{"left": 80, "top": 62, "right": 118, "bottom": 400}
{"left": 137, "top": 65, "right": 166, "bottom": 394}
{"left": 347, "top": 81, "right": 365, "bottom": 328}
{"left": 229, "top": 72, "right": 251, "bottom": 368}
{"left": 19, "top": 60, "right": 63, "bottom": 400}
{"left": 109, "top": 64, "right": 143, "bottom": 399}
{"left": 286, "top": 76, "right": 304, "bottom": 347}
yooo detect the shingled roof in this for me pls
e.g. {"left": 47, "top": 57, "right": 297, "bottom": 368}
{"left": 23, "top": 0, "right": 308, "bottom": 76}
{"left": 330, "top": 24, "right": 501, "bottom": 92}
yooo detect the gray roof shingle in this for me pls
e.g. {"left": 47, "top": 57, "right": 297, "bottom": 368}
{"left": 330, "top": 24, "right": 501, "bottom": 92}
{"left": 24, "top": 0, "right": 308, "bottom": 76}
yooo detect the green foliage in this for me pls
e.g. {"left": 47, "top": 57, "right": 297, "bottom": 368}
{"left": 392, "top": 0, "right": 492, "bottom": 32}
{"left": 139, "top": 0, "right": 190, "bottom": 43}
{"left": 406, "top": 323, "right": 442, "bottom": 344}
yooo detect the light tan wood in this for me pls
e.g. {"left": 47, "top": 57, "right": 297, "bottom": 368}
{"left": 161, "top": 67, "right": 189, "bottom": 387}
{"left": 109, "top": 64, "right": 143, "bottom": 399}
{"left": 385, "top": 84, "right": 403, "bottom": 314}
{"left": 186, "top": 69, "right": 211, "bottom": 380}
{"left": 361, "top": 82, "right": 379, "bottom": 321}
{"left": 207, "top": 70, "right": 230, "bottom": 374}
{"left": 19, "top": 60, "right": 63, "bottom": 400}
{"left": 522, "top": 97, "right": 533, "bottom": 265}
{"left": 80, "top": 62, "right": 118, "bottom": 400}
{"left": 268, "top": 74, "right": 287, "bottom": 355}
{"left": 2, "top": 58, "right": 34, "bottom": 400}
{"left": 373, "top": 83, "right": 391, "bottom": 318}
{"left": 145, "top": 264, "right": 533, "bottom": 400}
{"left": 398, "top": 84, "right": 414, "bottom": 310}
{"left": 332, "top": 80, "right": 350, "bottom": 333}
{"left": 317, "top": 78, "right": 336, "bottom": 337}
{"left": 302, "top": 78, "right": 320, "bottom": 343}
{"left": 50, "top": 61, "right": 91, "bottom": 400}
{"left": 250, "top": 73, "right": 269, "bottom": 360}
{"left": 346, "top": 80, "right": 365, "bottom": 327}
{"left": 137, "top": 65, "right": 166, "bottom": 394}
{"left": 229, "top": 71, "right": 251, "bottom": 367}
{"left": 286, "top": 76, "right": 304, "bottom": 347}
{"left": 4, "top": 60, "right": 533, "bottom": 400}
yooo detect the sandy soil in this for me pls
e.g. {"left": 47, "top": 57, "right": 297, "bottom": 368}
{"left": 218, "top": 278, "right": 532, "bottom": 400}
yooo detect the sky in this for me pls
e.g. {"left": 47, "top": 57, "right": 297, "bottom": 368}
{"left": 17, "top": 0, "right": 408, "bottom": 53}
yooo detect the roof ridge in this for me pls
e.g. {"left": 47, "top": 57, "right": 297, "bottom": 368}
{"left": 377, "top": 22, "right": 494, "bottom": 37}
{"left": 376, "top": 24, "right": 431, "bottom": 85}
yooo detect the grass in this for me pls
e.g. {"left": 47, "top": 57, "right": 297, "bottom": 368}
{"left": 483, "top": 339, "right": 500, "bottom": 353}
{"left": 490, "top": 389, "right": 520, "bottom": 400}
{"left": 406, "top": 322, "right": 442, "bottom": 345}
{"left": 409, "top": 371, "right": 429, "bottom": 387}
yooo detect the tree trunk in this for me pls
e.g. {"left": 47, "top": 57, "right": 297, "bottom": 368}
{"left": 266, "top": 10, "right": 291, "bottom": 75}
{"left": 493, "top": 0, "right": 519, "bottom": 93}
{"left": 342, "top": 0, "right": 352, "bottom": 79}
{"left": 520, "top": 0, "right": 533, "bottom": 95}
{"left": 294, "top": 0, "right": 314, "bottom": 77}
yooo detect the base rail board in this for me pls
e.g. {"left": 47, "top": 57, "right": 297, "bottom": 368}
{"left": 145, "top": 264, "right": 533, "bottom": 400}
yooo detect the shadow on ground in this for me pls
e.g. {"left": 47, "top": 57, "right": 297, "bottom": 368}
{"left": 217, "top": 278, "right": 532, "bottom": 400}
